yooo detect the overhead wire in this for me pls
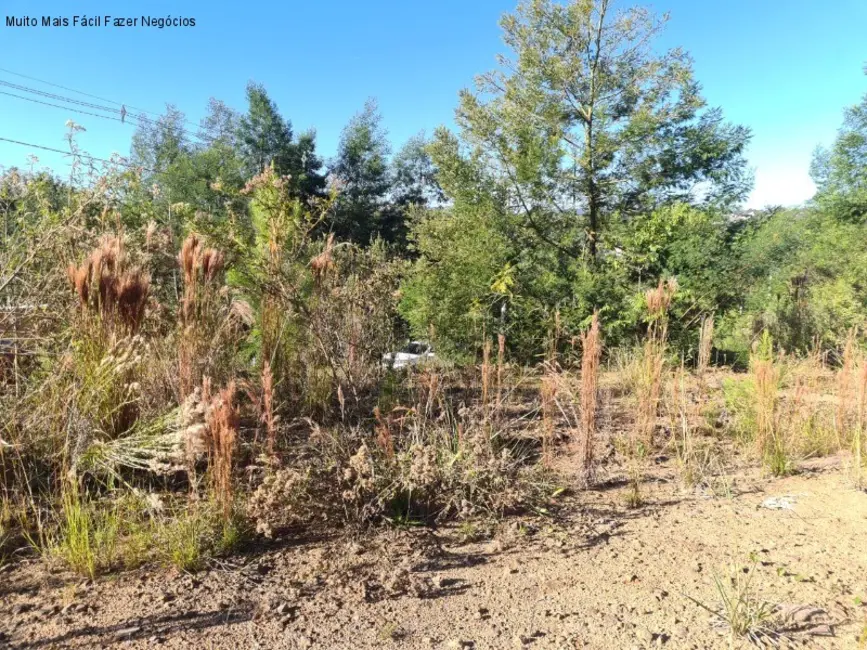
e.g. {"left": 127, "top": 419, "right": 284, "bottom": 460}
{"left": 0, "top": 136, "right": 155, "bottom": 173}
{"left": 0, "top": 74, "right": 219, "bottom": 146}
{"left": 0, "top": 65, "right": 200, "bottom": 128}
{"left": 0, "top": 90, "right": 135, "bottom": 125}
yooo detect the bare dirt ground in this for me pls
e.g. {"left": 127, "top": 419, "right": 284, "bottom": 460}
{"left": 2, "top": 455, "right": 866, "bottom": 650}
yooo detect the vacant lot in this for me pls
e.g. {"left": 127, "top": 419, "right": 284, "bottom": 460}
{"left": 3, "top": 446, "right": 865, "bottom": 649}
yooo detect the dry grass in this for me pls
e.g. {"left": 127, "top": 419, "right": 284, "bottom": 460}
{"left": 262, "top": 360, "right": 277, "bottom": 457}
{"left": 540, "top": 374, "right": 556, "bottom": 469}
{"left": 697, "top": 314, "right": 714, "bottom": 376}
{"left": 178, "top": 233, "right": 226, "bottom": 400}
{"left": 636, "top": 341, "right": 665, "bottom": 448}
{"left": 577, "top": 312, "right": 601, "bottom": 485}
{"left": 837, "top": 328, "right": 857, "bottom": 438}
{"left": 481, "top": 339, "right": 492, "bottom": 415}
{"left": 6, "top": 163, "right": 867, "bottom": 590}
{"left": 206, "top": 380, "right": 239, "bottom": 520}
{"left": 373, "top": 406, "right": 395, "bottom": 459}
{"left": 67, "top": 235, "right": 150, "bottom": 337}
{"left": 636, "top": 278, "right": 677, "bottom": 447}
{"left": 855, "top": 359, "right": 867, "bottom": 488}
{"left": 496, "top": 332, "right": 505, "bottom": 413}
{"left": 753, "top": 359, "right": 779, "bottom": 459}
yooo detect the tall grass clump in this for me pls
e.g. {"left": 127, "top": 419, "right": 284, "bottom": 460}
{"left": 837, "top": 328, "right": 858, "bottom": 440}
{"left": 750, "top": 331, "right": 788, "bottom": 475}
{"left": 540, "top": 373, "right": 556, "bottom": 468}
{"left": 67, "top": 234, "right": 150, "bottom": 339}
{"left": 637, "top": 278, "right": 677, "bottom": 447}
{"left": 697, "top": 314, "right": 714, "bottom": 376}
{"left": 670, "top": 361, "right": 696, "bottom": 485}
{"left": 261, "top": 360, "right": 277, "bottom": 457}
{"left": 65, "top": 236, "right": 151, "bottom": 441}
{"left": 51, "top": 490, "right": 119, "bottom": 578}
{"left": 207, "top": 381, "right": 239, "bottom": 520}
{"left": 854, "top": 359, "right": 867, "bottom": 488}
{"left": 828, "top": 329, "right": 867, "bottom": 485}
{"left": 625, "top": 279, "right": 677, "bottom": 506}
{"left": 577, "top": 312, "right": 601, "bottom": 486}
{"left": 177, "top": 233, "right": 227, "bottom": 400}
{"left": 496, "top": 332, "right": 506, "bottom": 413}
{"left": 481, "top": 338, "right": 492, "bottom": 416}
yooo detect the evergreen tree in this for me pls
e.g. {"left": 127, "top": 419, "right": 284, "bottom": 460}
{"left": 288, "top": 130, "right": 327, "bottom": 202}
{"left": 329, "top": 100, "right": 393, "bottom": 243}
{"left": 131, "top": 105, "right": 190, "bottom": 174}
{"left": 238, "top": 82, "right": 294, "bottom": 178}
{"left": 392, "top": 132, "right": 443, "bottom": 209}
{"left": 239, "top": 83, "right": 326, "bottom": 202}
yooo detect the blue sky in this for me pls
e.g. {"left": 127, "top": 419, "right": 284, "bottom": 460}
{"left": 0, "top": 0, "right": 865, "bottom": 208}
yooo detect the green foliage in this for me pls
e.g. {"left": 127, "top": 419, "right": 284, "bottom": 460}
{"left": 51, "top": 491, "right": 120, "bottom": 578}
{"left": 719, "top": 207, "right": 867, "bottom": 356}
{"left": 160, "top": 507, "right": 215, "bottom": 573}
{"left": 400, "top": 203, "right": 513, "bottom": 359}
{"left": 811, "top": 78, "right": 867, "bottom": 222}
{"left": 444, "top": 0, "right": 750, "bottom": 255}
{"left": 239, "top": 83, "right": 326, "bottom": 201}
{"left": 404, "top": 0, "right": 751, "bottom": 360}
{"left": 329, "top": 100, "right": 396, "bottom": 244}
{"left": 687, "top": 556, "right": 777, "bottom": 644}
{"left": 391, "top": 132, "right": 444, "bottom": 211}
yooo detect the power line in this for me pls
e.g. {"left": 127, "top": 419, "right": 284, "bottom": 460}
{"left": 0, "top": 79, "right": 185, "bottom": 132}
{"left": 0, "top": 136, "right": 154, "bottom": 173}
{"left": 0, "top": 65, "right": 195, "bottom": 126}
{"left": 0, "top": 77, "right": 219, "bottom": 147}
{"left": 0, "top": 79, "right": 128, "bottom": 116}
{"left": 0, "top": 90, "right": 133, "bottom": 125}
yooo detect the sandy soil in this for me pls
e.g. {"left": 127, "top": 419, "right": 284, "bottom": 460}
{"left": 2, "top": 456, "right": 866, "bottom": 650}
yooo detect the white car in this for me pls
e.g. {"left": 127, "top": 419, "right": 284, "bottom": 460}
{"left": 382, "top": 341, "right": 435, "bottom": 369}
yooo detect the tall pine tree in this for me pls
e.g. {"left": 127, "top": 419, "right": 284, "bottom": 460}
{"left": 239, "top": 83, "right": 325, "bottom": 202}
{"left": 329, "top": 100, "right": 393, "bottom": 243}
